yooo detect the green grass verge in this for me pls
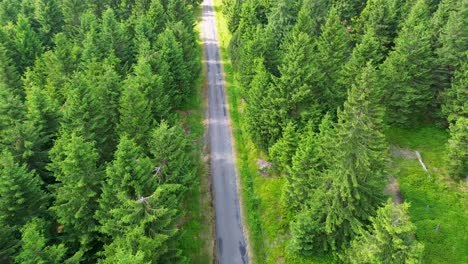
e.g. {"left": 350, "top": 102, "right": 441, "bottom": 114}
{"left": 178, "top": 5, "right": 212, "bottom": 263}
{"left": 386, "top": 126, "right": 468, "bottom": 264}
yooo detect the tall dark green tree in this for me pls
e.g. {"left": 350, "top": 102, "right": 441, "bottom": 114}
{"left": 269, "top": 121, "right": 298, "bottom": 173}
{"left": 149, "top": 122, "right": 194, "bottom": 187}
{"left": 325, "top": 63, "right": 388, "bottom": 251}
{"left": 15, "top": 218, "right": 67, "bottom": 264}
{"left": 292, "top": 0, "right": 330, "bottom": 37}
{"left": 12, "top": 14, "right": 43, "bottom": 73}
{"left": 311, "top": 7, "right": 350, "bottom": 115}
{"left": 442, "top": 63, "right": 467, "bottom": 124}
{"left": 346, "top": 201, "right": 424, "bottom": 263}
{"left": 0, "top": 151, "right": 48, "bottom": 227}
{"left": 446, "top": 117, "right": 468, "bottom": 180}
{"left": 379, "top": 0, "right": 434, "bottom": 126}
{"left": 48, "top": 132, "right": 101, "bottom": 256}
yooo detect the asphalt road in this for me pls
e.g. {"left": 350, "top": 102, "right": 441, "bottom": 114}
{"left": 202, "top": 0, "right": 249, "bottom": 263}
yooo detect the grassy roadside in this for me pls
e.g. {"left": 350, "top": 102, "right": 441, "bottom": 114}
{"left": 178, "top": 4, "right": 214, "bottom": 263}
{"left": 386, "top": 126, "right": 468, "bottom": 263}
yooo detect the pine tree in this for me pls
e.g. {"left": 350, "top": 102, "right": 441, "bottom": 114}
{"left": 12, "top": 14, "right": 43, "bottom": 73}
{"left": 338, "top": 28, "right": 384, "bottom": 92}
{"left": 434, "top": 1, "right": 467, "bottom": 94}
{"left": 96, "top": 136, "right": 156, "bottom": 238}
{"left": 269, "top": 121, "right": 298, "bottom": 173}
{"left": 282, "top": 121, "right": 320, "bottom": 212}
{"left": 442, "top": 63, "right": 467, "bottom": 124}
{"left": 0, "top": 44, "right": 21, "bottom": 95}
{"left": 311, "top": 7, "right": 350, "bottom": 115}
{"left": 48, "top": 132, "right": 101, "bottom": 255}
{"left": 292, "top": 0, "right": 330, "bottom": 37}
{"left": 333, "top": 0, "right": 367, "bottom": 22}
{"left": 446, "top": 117, "right": 468, "bottom": 180}
{"left": 155, "top": 28, "right": 190, "bottom": 107}
{"left": 149, "top": 122, "right": 194, "bottom": 187}
{"left": 275, "top": 30, "right": 321, "bottom": 126}
{"left": 379, "top": 0, "right": 434, "bottom": 126}
{"left": 223, "top": 0, "right": 242, "bottom": 32}
{"left": 33, "top": 0, "right": 64, "bottom": 47}
{"left": 245, "top": 58, "right": 282, "bottom": 149}
{"left": 15, "top": 218, "right": 67, "bottom": 264}
{"left": 325, "top": 63, "right": 388, "bottom": 250}
{"left": 0, "top": 221, "right": 18, "bottom": 264}
{"left": 118, "top": 76, "right": 154, "bottom": 148}
{"left": 354, "top": 0, "right": 403, "bottom": 51}
{"left": 236, "top": 25, "right": 266, "bottom": 90}
{"left": 346, "top": 201, "right": 424, "bottom": 263}
{"left": 100, "top": 8, "right": 132, "bottom": 67}
{"left": 0, "top": 151, "right": 48, "bottom": 227}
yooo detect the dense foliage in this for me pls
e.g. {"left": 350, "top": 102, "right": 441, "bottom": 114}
{"left": 0, "top": 0, "right": 202, "bottom": 263}
{"left": 223, "top": 0, "right": 466, "bottom": 261}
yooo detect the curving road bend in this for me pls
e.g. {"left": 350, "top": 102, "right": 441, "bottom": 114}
{"left": 201, "top": 0, "right": 249, "bottom": 263}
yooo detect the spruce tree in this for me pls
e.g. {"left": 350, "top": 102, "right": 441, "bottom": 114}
{"left": 245, "top": 58, "right": 282, "bottom": 149}
{"left": 311, "top": 7, "right": 350, "bottom": 115}
{"left": 442, "top": 63, "right": 467, "bottom": 124}
{"left": 338, "top": 28, "right": 384, "bottom": 92}
{"left": 269, "top": 121, "right": 298, "bottom": 173}
{"left": 446, "top": 117, "right": 468, "bottom": 180}
{"left": 0, "top": 45, "right": 21, "bottom": 95}
{"left": 223, "top": 0, "right": 242, "bottom": 32}
{"left": 15, "top": 218, "right": 67, "bottom": 264}
{"left": 325, "top": 63, "right": 388, "bottom": 250}
{"left": 118, "top": 77, "right": 154, "bottom": 148}
{"left": 275, "top": 30, "right": 321, "bottom": 126}
{"left": 292, "top": 0, "right": 330, "bottom": 37}
{"left": 379, "top": 0, "right": 434, "bottom": 126}
{"left": 33, "top": 0, "right": 64, "bottom": 47}
{"left": 435, "top": 1, "right": 467, "bottom": 94}
{"left": 96, "top": 135, "right": 156, "bottom": 238}
{"left": 0, "top": 151, "right": 48, "bottom": 227}
{"left": 346, "top": 201, "right": 424, "bottom": 263}
{"left": 282, "top": 121, "right": 319, "bottom": 212}
{"left": 0, "top": 222, "right": 18, "bottom": 264}
{"left": 149, "top": 122, "right": 194, "bottom": 187}
{"left": 12, "top": 14, "right": 43, "bottom": 73}
{"left": 48, "top": 132, "right": 101, "bottom": 255}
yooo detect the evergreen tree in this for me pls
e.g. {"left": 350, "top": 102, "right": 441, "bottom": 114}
{"left": 33, "top": 0, "right": 64, "bottom": 47}
{"left": 223, "top": 0, "right": 242, "bottom": 32}
{"left": 337, "top": 28, "right": 384, "bottom": 94}
{"left": 0, "top": 222, "right": 18, "bottom": 264}
{"left": 15, "top": 218, "right": 67, "bottom": 264}
{"left": 0, "top": 151, "right": 48, "bottom": 227}
{"left": 292, "top": 0, "right": 330, "bottom": 37}
{"left": 269, "top": 121, "right": 298, "bottom": 173}
{"left": 149, "top": 122, "right": 194, "bottom": 187}
{"left": 48, "top": 132, "right": 101, "bottom": 255}
{"left": 311, "top": 7, "right": 350, "bottom": 115}
{"left": 155, "top": 28, "right": 190, "bottom": 107}
{"left": 282, "top": 121, "right": 320, "bottom": 212}
{"left": 442, "top": 63, "right": 467, "bottom": 124}
{"left": 346, "top": 201, "right": 424, "bottom": 263}
{"left": 0, "top": 45, "right": 21, "bottom": 94}
{"left": 118, "top": 77, "right": 154, "bottom": 148}
{"left": 96, "top": 136, "right": 156, "bottom": 238}
{"left": 275, "top": 30, "right": 321, "bottom": 126}
{"left": 333, "top": 0, "right": 367, "bottom": 22}
{"left": 446, "top": 117, "right": 468, "bottom": 180}
{"left": 434, "top": 1, "right": 467, "bottom": 94}
{"left": 325, "top": 63, "right": 388, "bottom": 250}
{"left": 245, "top": 58, "right": 282, "bottom": 149}
{"left": 236, "top": 25, "right": 266, "bottom": 90}
{"left": 379, "top": 0, "right": 434, "bottom": 126}
{"left": 12, "top": 14, "right": 43, "bottom": 73}
{"left": 354, "top": 0, "right": 403, "bottom": 51}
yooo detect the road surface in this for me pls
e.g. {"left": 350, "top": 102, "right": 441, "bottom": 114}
{"left": 201, "top": 0, "right": 249, "bottom": 263}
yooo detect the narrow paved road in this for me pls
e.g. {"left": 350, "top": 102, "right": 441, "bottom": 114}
{"left": 202, "top": 0, "right": 248, "bottom": 263}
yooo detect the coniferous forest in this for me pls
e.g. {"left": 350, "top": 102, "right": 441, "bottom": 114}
{"left": 0, "top": 0, "right": 467, "bottom": 263}
{"left": 221, "top": 0, "right": 466, "bottom": 263}
{"left": 0, "top": 0, "right": 204, "bottom": 263}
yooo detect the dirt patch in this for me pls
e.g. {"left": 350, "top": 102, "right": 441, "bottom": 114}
{"left": 390, "top": 145, "right": 417, "bottom": 159}
{"left": 384, "top": 176, "right": 404, "bottom": 204}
